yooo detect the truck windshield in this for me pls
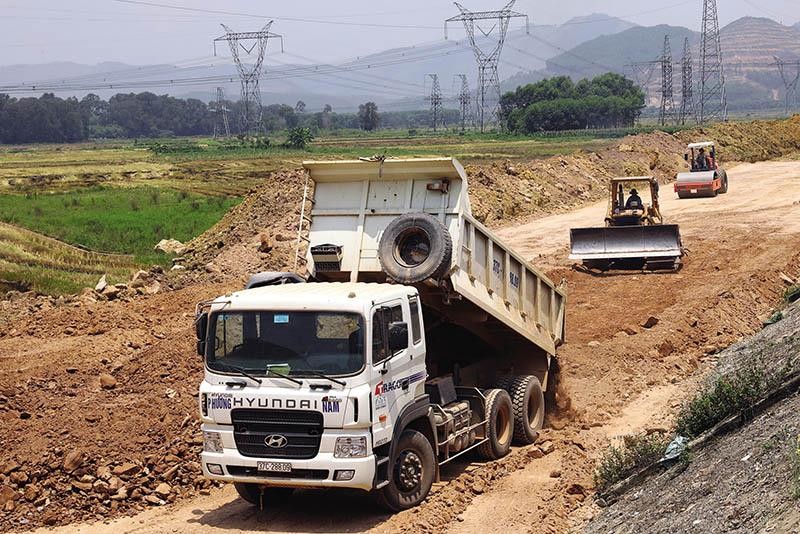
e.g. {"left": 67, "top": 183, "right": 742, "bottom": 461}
{"left": 206, "top": 311, "right": 365, "bottom": 377}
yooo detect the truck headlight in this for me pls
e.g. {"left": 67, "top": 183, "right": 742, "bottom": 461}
{"left": 334, "top": 436, "right": 367, "bottom": 458}
{"left": 203, "top": 431, "right": 223, "bottom": 453}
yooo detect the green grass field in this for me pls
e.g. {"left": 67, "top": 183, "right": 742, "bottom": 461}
{"left": 0, "top": 187, "right": 238, "bottom": 264}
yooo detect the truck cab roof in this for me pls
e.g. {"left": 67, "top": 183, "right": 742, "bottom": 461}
{"left": 209, "top": 282, "right": 417, "bottom": 315}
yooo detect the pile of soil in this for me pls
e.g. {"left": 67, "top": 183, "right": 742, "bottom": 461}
{"left": 0, "top": 283, "right": 232, "bottom": 529}
{"left": 175, "top": 169, "right": 306, "bottom": 283}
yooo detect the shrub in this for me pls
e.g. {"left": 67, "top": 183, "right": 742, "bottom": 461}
{"left": 285, "top": 127, "right": 314, "bottom": 149}
{"left": 594, "top": 431, "right": 671, "bottom": 490}
{"left": 786, "top": 285, "right": 800, "bottom": 304}
{"left": 676, "top": 364, "right": 782, "bottom": 438}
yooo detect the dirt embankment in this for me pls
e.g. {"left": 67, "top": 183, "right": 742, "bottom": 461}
{"left": 585, "top": 300, "right": 800, "bottom": 534}
{"left": 1, "top": 118, "right": 800, "bottom": 532}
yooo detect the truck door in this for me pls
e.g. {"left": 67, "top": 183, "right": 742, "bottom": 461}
{"left": 370, "top": 299, "right": 426, "bottom": 449}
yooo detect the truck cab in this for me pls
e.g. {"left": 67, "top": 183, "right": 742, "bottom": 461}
{"left": 199, "top": 283, "right": 434, "bottom": 500}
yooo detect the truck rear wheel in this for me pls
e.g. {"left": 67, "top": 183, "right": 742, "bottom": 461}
{"left": 378, "top": 212, "right": 452, "bottom": 284}
{"left": 234, "top": 483, "right": 293, "bottom": 508}
{"left": 496, "top": 375, "right": 545, "bottom": 444}
{"left": 377, "top": 429, "right": 436, "bottom": 511}
{"left": 476, "top": 388, "right": 514, "bottom": 460}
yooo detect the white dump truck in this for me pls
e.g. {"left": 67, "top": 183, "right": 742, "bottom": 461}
{"left": 195, "top": 157, "right": 566, "bottom": 511}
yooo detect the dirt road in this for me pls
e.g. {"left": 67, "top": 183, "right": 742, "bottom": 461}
{"left": 28, "top": 161, "right": 800, "bottom": 534}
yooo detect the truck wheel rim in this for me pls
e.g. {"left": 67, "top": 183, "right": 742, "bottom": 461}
{"left": 528, "top": 393, "right": 541, "bottom": 427}
{"left": 396, "top": 450, "right": 423, "bottom": 492}
{"left": 394, "top": 228, "right": 431, "bottom": 268}
{"left": 497, "top": 404, "right": 511, "bottom": 445}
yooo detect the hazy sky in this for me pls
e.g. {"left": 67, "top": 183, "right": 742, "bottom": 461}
{"left": 1, "top": 0, "right": 799, "bottom": 66}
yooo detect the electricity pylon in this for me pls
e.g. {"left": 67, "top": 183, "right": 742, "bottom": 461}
{"left": 211, "top": 87, "right": 231, "bottom": 138}
{"left": 214, "top": 21, "right": 283, "bottom": 134}
{"left": 659, "top": 35, "right": 677, "bottom": 127}
{"left": 445, "top": 1, "right": 528, "bottom": 132}
{"left": 774, "top": 56, "right": 800, "bottom": 116}
{"left": 698, "top": 0, "right": 727, "bottom": 123}
{"left": 680, "top": 37, "right": 697, "bottom": 125}
{"left": 455, "top": 74, "right": 474, "bottom": 133}
{"left": 428, "top": 74, "right": 443, "bottom": 132}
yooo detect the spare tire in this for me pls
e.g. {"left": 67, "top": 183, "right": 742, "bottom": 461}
{"left": 378, "top": 213, "right": 452, "bottom": 284}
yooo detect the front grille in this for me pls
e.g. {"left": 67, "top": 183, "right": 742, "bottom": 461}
{"left": 226, "top": 466, "right": 329, "bottom": 480}
{"left": 231, "top": 408, "right": 323, "bottom": 459}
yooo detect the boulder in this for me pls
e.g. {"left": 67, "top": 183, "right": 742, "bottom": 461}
{"left": 94, "top": 274, "right": 107, "bottom": 292}
{"left": 154, "top": 239, "right": 186, "bottom": 255}
{"left": 99, "top": 373, "right": 117, "bottom": 389}
{"left": 63, "top": 450, "right": 84, "bottom": 472}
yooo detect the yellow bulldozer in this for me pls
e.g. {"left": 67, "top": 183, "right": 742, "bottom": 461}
{"left": 569, "top": 176, "right": 683, "bottom": 271}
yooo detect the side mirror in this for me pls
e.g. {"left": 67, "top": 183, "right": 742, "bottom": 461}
{"left": 388, "top": 322, "right": 409, "bottom": 354}
{"left": 195, "top": 314, "right": 208, "bottom": 357}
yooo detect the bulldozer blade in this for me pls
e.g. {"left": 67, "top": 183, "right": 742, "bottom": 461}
{"left": 569, "top": 224, "right": 683, "bottom": 262}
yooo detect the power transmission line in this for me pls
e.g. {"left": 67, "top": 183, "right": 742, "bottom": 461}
{"left": 659, "top": 35, "right": 677, "bottom": 126}
{"left": 698, "top": 0, "right": 727, "bottom": 124}
{"left": 680, "top": 37, "right": 696, "bottom": 125}
{"left": 445, "top": 1, "right": 528, "bottom": 132}
{"left": 427, "top": 74, "right": 443, "bottom": 131}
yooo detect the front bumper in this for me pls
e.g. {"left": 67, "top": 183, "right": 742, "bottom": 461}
{"left": 201, "top": 423, "right": 376, "bottom": 491}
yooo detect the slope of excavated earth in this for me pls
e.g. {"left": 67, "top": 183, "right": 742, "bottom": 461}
{"left": 585, "top": 301, "right": 800, "bottom": 534}
{"left": 2, "top": 119, "right": 800, "bottom": 532}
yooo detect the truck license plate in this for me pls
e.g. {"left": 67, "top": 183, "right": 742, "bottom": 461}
{"left": 257, "top": 461, "right": 292, "bottom": 473}
{"left": 690, "top": 189, "right": 698, "bottom": 194}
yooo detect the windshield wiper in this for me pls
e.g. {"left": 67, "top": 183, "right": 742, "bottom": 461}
{"left": 292, "top": 369, "right": 346, "bottom": 387}
{"left": 265, "top": 365, "right": 304, "bottom": 386}
{"left": 214, "top": 362, "right": 262, "bottom": 385}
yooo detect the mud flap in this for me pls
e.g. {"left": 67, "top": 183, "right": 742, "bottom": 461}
{"left": 569, "top": 225, "right": 683, "bottom": 263}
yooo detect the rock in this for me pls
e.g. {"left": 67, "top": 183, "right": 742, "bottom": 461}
{"left": 618, "top": 143, "right": 634, "bottom": 152}
{"left": 112, "top": 463, "right": 140, "bottom": 476}
{"left": 170, "top": 265, "right": 186, "bottom": 271}
{"left": 587, "top": 340, "right": 601, "bottom": 347}
{"left": 689, "top": 317, "right": 699, "bottom": 327}
{"left": 97, "top": 465, "right": 112, "bottom": 481}
{"left": 566, "top": 483, "right": 586, "bottom": 495}
{"left": 549, "top": 469, "right": 562, "bottom": 478}
{"left": 641, "top": 316, "right": 660, "bottom": 329}
{"left": 94, "top": 274, "right": 108, "bottom": 292}
{"left": 107, "top": 476, "right": 123, "bottom": 491}
{"left": 110, "top": 487, "right": 128, "bottom": 501}
{"left": 154, "top": 239, "right": 186, "bottom": 255}
{"left": 204, "top": 263, "right": 222, "bottom": 274}
{"left": 129, "top": 270, "right": 152, "bottom": 288}
{"left": 9, "top": 471, "right": 28, "bottom": 484}
{"left": 658, "top": 340, "right": 675, "bottom": 357}
{"left": 0, "top": 459, "right": 19, "bottom": 475}
{"left": 614, "top": 331, "right": 629, "bottom": 338}
{"left": 0, "top": 486, "right": 18, "bottom": 506}
{"left": 101, "top": 284, "right": 121, "bottom": 300}
{"left": 471, "top": 480, "right": 486, "bottom": 494}
{"left": 63, "top": 450, "right": 84, "bottom": 472}
{"left": 93, "top": 480, "right": 110, "bottom": 494}
{"left": 539, "top": 441, "right": 556, "bottom": 455}
{"left": 99, "top": 373, "right": 117, "bottom": 389}
{"left": 274, "top": 233, "right": 294, "bottom": 242}
{"left": 623, "top": 326, "right": 638, "bottom": 336}
{"left": 258, "top": 233, "right": 273, "bottom": 253}
{"left": 71, "top": 480, "right": 93, "bottom": 492}
{"left": 145, "top": 494, "right": 163, "bottom": 505}
{"left": 23, "top": 484, "right": 40, "bottom": 502}
{"left": 527, "top": 447, "right": 545, "bottom": 459}
{"left": 154, "top": 482, "right": 171, "bottom": 497}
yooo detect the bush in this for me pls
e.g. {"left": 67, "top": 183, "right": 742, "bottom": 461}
{"left": 594, "top": 431, "right": 671, "bottom": 490}
{"left": 675, "top": 364, "right": 783, "bottom": 438}
{"left": 785, "top": 284, "right": 800, "bottom": 304}
{"left": 285, "top": 127, "right": 314, "bottom": 149}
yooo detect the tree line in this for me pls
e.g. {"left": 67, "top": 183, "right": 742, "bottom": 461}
{"left": 0, "top": 92, "right": 461, "bottom": 144}
{"left": 499, "top": 73, "right": 645, "bottom": 133}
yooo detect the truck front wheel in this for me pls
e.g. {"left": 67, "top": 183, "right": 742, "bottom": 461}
{"left": 377, "top": 429, "right": 436, "bottom": 511}
{"left": 476, "top": 388, "right": 514, "bottom": 460}
{"left": 234, "top": 483, "right": 293, "bottom": 508}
